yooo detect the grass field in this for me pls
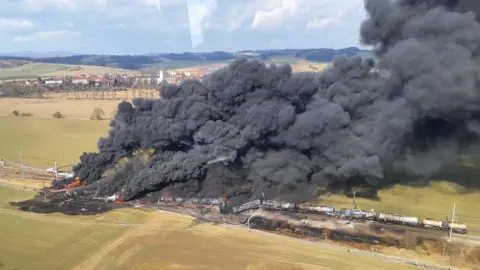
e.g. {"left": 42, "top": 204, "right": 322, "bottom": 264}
{"left": 320, "top": 181, "right": 480, "bottom": 234}
{"left": 291, "top": 60, "right": 330, "bottom": 72}
{"left": 153, "top": 58, "right": 329, "bottom": 73}
{"left": 0, "top": 63, "right": 138, "bottom": 81}
{"left": 0, "top": 115, "right": 109, "bottom": 168}
{"left": 0, "top": 186, "right": 421, "bottom": 270}
{"left": 0, "top": 97, "right": 122, "bottom": 119}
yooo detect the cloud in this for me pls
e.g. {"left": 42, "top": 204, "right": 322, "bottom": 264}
{"left": 219, "top": 0, "right": 363, "bottom": 33}
{"left": 0, "top": 18, "right": 34, "bottom": 29}
{"left": 13, "top": 30, "right": 81, "bottom": 42}
{"left": 306, "top": 11, "right": 347, "bottom": 30}
{"left": 250, "top": 0, "right": 300, "bottom": 30}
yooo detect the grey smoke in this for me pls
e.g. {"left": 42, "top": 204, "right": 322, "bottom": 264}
{"left": 71, "top": 0, "right": 480, "bottom": 201}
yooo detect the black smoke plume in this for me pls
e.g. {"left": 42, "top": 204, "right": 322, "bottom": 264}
{"left": 70, "top": 0, "right": 480, "bottom": 202}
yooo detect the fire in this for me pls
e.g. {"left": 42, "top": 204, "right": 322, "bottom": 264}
{"left": 66, "top": 177, "right": 83, "bottom": 189}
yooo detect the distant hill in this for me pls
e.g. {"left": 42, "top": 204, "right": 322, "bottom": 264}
{"left": 0, "top": 51, "right": 77, "bottom": 58}
{"left": 0, "top": 48, "right": 374, "bottom": 71}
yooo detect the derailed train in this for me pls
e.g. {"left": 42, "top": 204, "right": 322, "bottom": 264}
{"left": 109, "top": 193, "right": 467, "bottom": 234}
{"left": 232, "top": 200, "right": 468, "bottom": 234}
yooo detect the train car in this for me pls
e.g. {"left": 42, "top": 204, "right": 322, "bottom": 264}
{"left": 338, "top": 209, "right": 354, "bottom": 219}
{"left": 401, "top": 215, "right": 419, "bottom": 226}
{"left": 174, "top": 197, "right": 185, "bottom": 203}
{"left": 448, "top": 221, "right": 468, "bottom": 234}
{"left": 422, "top": 218, "right": 443, "bottom": 230}
{"left": 232, "top": 199, "right": 262, "bottom": 214}
{"left": 351, "top": 209, "right": 377, "bottom": 220}
{"left": 376, "top": 213, "right": 419, "bottom": 226}
{"left": 200, "top": 198, "right": 222, "bottom": 205}
{"left": 262, "top": 200, "right": 296, "bottom": 211}
{"left": 297, "top": 204, "right": 336, "bottom": 215}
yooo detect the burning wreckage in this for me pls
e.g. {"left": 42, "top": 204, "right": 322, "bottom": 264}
{"left": 50, "top": 0, "right": 478, "bottom": 238}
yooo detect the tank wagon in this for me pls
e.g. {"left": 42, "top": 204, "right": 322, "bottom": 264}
{"left": 297, "top": 204, "right": 336, "bottom": 216}
{"left": 232, "top": 199, "right": 262, "bottom": 214}
{"left": 262, "top": 200, "right": 296, "bottom": 211}
{"left": 422, "top": 218, "right": 467, "bottom": 234}
{"left": 377, "top": 213, "right": 419, "bottom": 226}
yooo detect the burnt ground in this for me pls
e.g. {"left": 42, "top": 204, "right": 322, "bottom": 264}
{"left": 8, "top": 188, "right": 124, "bottom": 215}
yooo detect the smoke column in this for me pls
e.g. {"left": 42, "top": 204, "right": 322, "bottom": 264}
{"left": 68, "top": 0, "right": 480, "bottom": 202}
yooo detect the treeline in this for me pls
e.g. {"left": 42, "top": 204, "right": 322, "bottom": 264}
{"left": 0, "top": 82, "right": 133, "bottom": 98}
{"left": 0, "top": 47, "right": 374, "bottom": 70}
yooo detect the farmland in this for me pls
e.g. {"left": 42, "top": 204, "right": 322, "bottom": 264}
{"left": 0, "top": 63, "right": 138, "bottom": 81}
{"left": 0, "top": 186, "right": 420, "bottom": 270}
{"left": 0, "top": 97, "right": 121, "bottom": 119}
{"left": 0, "top": 115, "right": 108, "bottom": 168}
{"left": 323, "top": 180, "right": 480, "bottom": 234}
{"left": 0, "top": 58, "right": 330, "bottom": 82}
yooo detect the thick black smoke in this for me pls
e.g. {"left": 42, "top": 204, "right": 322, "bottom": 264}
{"left": 72, "top": 0, "right": 480, "bottom": 202}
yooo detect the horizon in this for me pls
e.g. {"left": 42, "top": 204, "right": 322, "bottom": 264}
{"left": 0, "top": 46, "right": 373, "bottom": 57}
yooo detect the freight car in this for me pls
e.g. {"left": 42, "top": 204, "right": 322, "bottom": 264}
{"left": 422, "top": 218, "right": 443, "bottom": 230}
{"left": 376, "top": 213, "right": 419, "bottom": 226}
{"left": 232, "top": 199, "right": 262, "bottom": 214}
{"left": 297, "top": 204, "right": 336, "bottom": 216}
{"left": 262, "top": 200, "right": 296, "bottom": 211}
{"left": 421, "top": 218, "right": 468, "bottom": 234}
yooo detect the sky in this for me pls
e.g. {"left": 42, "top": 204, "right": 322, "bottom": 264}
{"left": 0, "top": 0, "right": 369, "bottom": 54}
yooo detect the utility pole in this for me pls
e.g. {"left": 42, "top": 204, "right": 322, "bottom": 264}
{"left": 449, "top": 203, "right": 456, "bottom": 240}
{"left": 19, "top": 148, "right": 24, "bottom": 178}
{"left": 353, "top": 189, "right": 357, "bottom": 209}
{"left": 54, "top": 161, "right": 57, "bottom": 181}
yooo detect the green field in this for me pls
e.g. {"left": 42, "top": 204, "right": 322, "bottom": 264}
{"left": 322, "top": 180, "right": 480, "bottom": 234}
{"left": 0, "top": 115, "right": 109, "bottom": 169}
{"left": 0, "top": 63, "right": 138, "bottom": 81}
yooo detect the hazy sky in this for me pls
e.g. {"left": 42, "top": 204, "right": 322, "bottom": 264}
{"left": 0, "top": 0, "right": 368, "bottom": 54}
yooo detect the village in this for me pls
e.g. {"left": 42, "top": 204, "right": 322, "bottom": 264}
{"left": 2, "top": 68, "right": 210, "bottom": 90}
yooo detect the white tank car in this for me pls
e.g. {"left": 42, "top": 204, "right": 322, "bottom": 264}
{"left": 232, "top": 199, "right": 261, "bottom": 213}
{"left": 422, "top": 218, "right": 443, "bottom": 229}
{"left": 377, "top": 213, "right": 419, "bottom": 226}
{"left": 297, "top": 205, "right": 335, "bottom": 214}
{"left": 313, "top": 206, "right": 335, "bottom": 213}
{"left": 280, "top": 202, "right": 296, "bottom": 210}
{"left": 400, "top": 216, "right": 419, "bottom": 226}
{"left": 377, "top": 213, "right": 401, "bottom": 223}
{"left": 448, "top": 221, "right": 468, "bottom": 233}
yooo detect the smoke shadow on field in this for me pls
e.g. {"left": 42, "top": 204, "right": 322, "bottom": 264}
{"left": 321, "top": 155, "right": 480, "bottom": 201}
{"left": 326, "top": 177, "right": 382, "bottom": 201}
{"left": 362, "top": 156, "right": 480, "bottom": 198}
